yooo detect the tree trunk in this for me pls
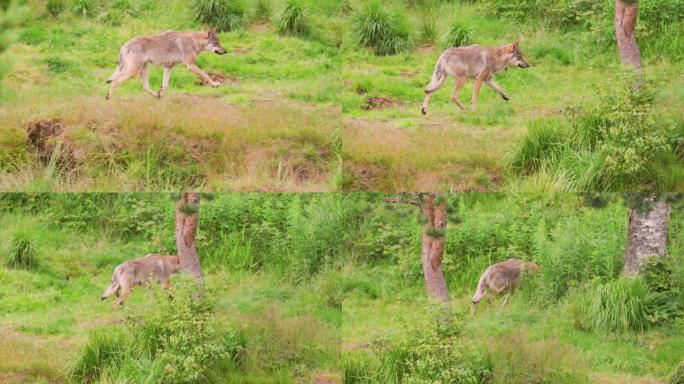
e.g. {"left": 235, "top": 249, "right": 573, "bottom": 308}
{"left": 615, "top": 0, "right": 642, "bottom": 69}
{"left": 420, "top": 194, "right": 449, "bottom": 304}
{"left": 623, "top": 195, "right": 669, "bottom": 276}
{"left": 175, "top": 192, "right": 202, "bottom": 282}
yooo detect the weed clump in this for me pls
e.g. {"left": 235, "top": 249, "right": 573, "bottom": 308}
{"left": 276, "top": 0, "right": 309, "bottom": 36}
{"left": 46, "top": 0, "right": 66, "bottom": 17}
{"left": 443, "top": 21, "right": 473, "bottom": 48}
{"left": 351, "top": 1, "right": 413, "bottom": 56}
{"left": 6, "top": 231, "right": 38, "bottom": 270}
{"left": 192, "top": 0, "right": 249, "bottom": 32}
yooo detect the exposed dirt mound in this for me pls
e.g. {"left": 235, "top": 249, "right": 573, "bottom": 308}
{"left": 26, "top": 119, "right": 76, "bottom": 168}
{"left": 364, "top": 96, "right": 402, "bottom": 110}
{"left": 198, "top": 72, "right": 237, "bottom": 86}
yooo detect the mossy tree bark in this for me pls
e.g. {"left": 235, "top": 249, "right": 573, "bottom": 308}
{"left": 420, "top": 194, "right": 449, "bottom": 304}
{"left": 175, "top": 192, "right": 202, "bottom": 282}
{"left": 615, "top": 0, "right": 642, "bottom": 69}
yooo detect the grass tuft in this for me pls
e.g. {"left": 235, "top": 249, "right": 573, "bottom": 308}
{"left": 277, "top": 0, "right": 309, "bottom": 37}
{"left": 351, "top": 1, "right": 413, "bottom": 56}
{"left": 192, "top": 0, "right": 249, "bottom": 32}
{"left": 6, "top": 231, "right": 38, "bottom": 270}
{"left": 443, "top": 21, "right": 473, "bottom": 48}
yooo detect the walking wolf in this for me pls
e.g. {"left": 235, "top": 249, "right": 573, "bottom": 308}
{"left": 106, "top": 29, "right": 227, "bottom": 99}
{"left": 421, "top": 42, "right": 529, "bottom": 114}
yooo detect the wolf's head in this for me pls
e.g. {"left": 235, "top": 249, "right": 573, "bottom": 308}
{"left": 205, "top": 29, "right": 227, "bottom": 55}
{"left": 525, "top": 261, "right": 541, "bottom": 273}
{"left": 507, "top": 42, "right": 529, "bottom": 68}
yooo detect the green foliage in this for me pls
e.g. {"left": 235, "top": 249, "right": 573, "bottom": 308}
{"left": 418, "top": 15, "right": 436, "bottom": 45}
{"left": 351, "top": 1, "right": 414, "bottom": 56}
{"left": 508, "top": 72, "right": 678, "bottom": 191}
{"left": 344, "top": 309, "right": 492, "bottom": 383}
{"left": 640, "top": 258, "right": 683, "bottom": 325}
{"left": 5, "top": 231, "right": 38, "bottom": 270}
{"left": 46, "top": 0, "right": 66, "bottom": 17}
{"left": 69, "top": 279, "right": 242, "bottom": 384}
{"left": 443, "top": 21, "right": 473, "bottom": 48}
{"left": 0, "top": 1, "right": 29, "bottom": 82}
{"left": 571, "top": 277, "right": 652, "bottom": 333}
{"left": 96, "top": 9, "right": 124, "bottom": 26}
{"left": 277, "top": 0, "right": 309, "bottom": 37}
{"left": 192, "top": 0, "right": 249, "bottom": 32}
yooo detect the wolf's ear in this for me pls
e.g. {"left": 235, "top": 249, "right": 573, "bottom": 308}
{"left": 507, "top": 43, "right": 516, "bottom": 53}
{"left": 207, "top": 28, "right": 216, "bottom": 38}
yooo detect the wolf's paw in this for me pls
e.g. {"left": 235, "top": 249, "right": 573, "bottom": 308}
{"left": 502, "top": 95, "right": 510, "bottom": 101}
{"left": 421, "top": 107, "right": 427, "bottom": 115}
{"left": 210, "top": 81, "right": 220, "bottom": 88}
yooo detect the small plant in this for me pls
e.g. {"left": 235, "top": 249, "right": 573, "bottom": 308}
{"left": 443, "top": 21, "right": 473, "bottom": 48}
{"left": 46, "top": 0, "right": 66, "bottom": 17}
{"left": 6, "top": 231, "right": 38, "bottom": 270}
{"left": 351, "top": 1, "right": 414, "bottom": 56}
{"left": 277, "top": 0, "right": 309, "bottom": 36}
{"left": 71, "top": 0, "right": 96, "bottom": 17}
{"left": 192, "top": 0, "right": 249, "bottom": 32}
{"left": 254, "top": 0, "right": 271, "bottom": 22}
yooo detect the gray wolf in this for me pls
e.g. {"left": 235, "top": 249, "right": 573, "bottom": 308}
{"left": 471, "top": 258, "right": 540, "bottom": 315}
{"left": 420, "top": 42, "right": 529, "bottom": 114}
{"left": 106, "top": 29, "right": 227, "bottom": 99}
{"left": 101, "top": 254, "right": 181, "bottom": 307}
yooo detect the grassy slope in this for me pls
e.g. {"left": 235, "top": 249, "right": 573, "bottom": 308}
{"left": 0, "top": 0, "right": 342, "bottom": 192}
{"left": 340, "top": 1, "right": 684, "bottom": 192}
{"left": 0, "top": 213, "right": 342, "bottom": 383}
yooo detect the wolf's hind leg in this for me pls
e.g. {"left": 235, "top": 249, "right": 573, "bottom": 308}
{"left": 114, "top": 281, "right": 132, "bottom": 308}
{"left": 106, "top": 60, "right": 140, "bottom": 100}
{"left": 485, "top": 80, "right": 510, "bottom": 101}
{"left": 421, "top": 64, "right": 448, "bottom": 115}
{"left": 140, "top": 65, "right": 160, "bottom": 98}
{"left": 501, "top": 292, "right": 511, "bottom": 308}
{"left": 471, "top": 76, "right": 484, "bottom": 111}
{"left": 451, "top": 76, "right": 467, "bottom": 110}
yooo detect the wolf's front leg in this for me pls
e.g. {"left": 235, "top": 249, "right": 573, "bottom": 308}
{"left": 159, "top": 67, "right": 172, "bottom": 98}
{"left": 186, "top": 63, "right": 219, "bottom": 88}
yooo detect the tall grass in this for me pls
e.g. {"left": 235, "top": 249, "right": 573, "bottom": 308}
{"left": 277, "top": 0, "right": 309, "bottom": 36}
{"left": 443, "top": 21, "right": 473, "bottom": 48}
{"left": 6, "top": 231, "right": 38, "bottom": 269}
{"left": 351, "top": 1, "right": 413, "bottom": 56}
{"left": 191, "top": 0, "right": 249, "bottom": 32}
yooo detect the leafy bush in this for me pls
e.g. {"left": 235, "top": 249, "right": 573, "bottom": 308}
{"left": 69, "top": 279, "right": 242, "bottom": 384}
{"left": 640, "top": 258, "right": 682, "bottom": 325}
{"left": 46, "top": 0, "right": 66, "bottom": 17}
{"left": 344, "top": 308, "right": 492, "bottom": 383}
{"left": 443, "top": 21, "right": 473, "bottom": 48}
{"left": 351, "top": 1, "right": 414, "bottom": 56}
{"left": 6, "top": 231, "right": 38, "bottom": 270}
{"left": 276, "top": 0, "right": 309, "bottom": 36}
{"left": 192, "top": 0, "right": 249, "bottom": 32}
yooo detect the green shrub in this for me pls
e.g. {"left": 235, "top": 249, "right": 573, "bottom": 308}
{"left": 276, "top": 0, "right": 309, "bottom": 36}
{"left": 192, "top": 0, "right": 249, "bottom": 32}
{"left": 69, "top": 328, "right": 129, "bottom": 383}
{"left": 351, "top": 1, "right": 414, "bottom": 56}
{"left": 46, "top": 0, "right": 66, "bottom": 17}
{"left": 6, "top": 231, "right": 38, "bottom": 270}
{"left": 443, "top": 21, "right": 473, "bottom": 48}
{"left": 571, "top": 277, "right": 652, "bottom": 333}
{"left": 641, "top": 258, "right": 682, "bottom": 325}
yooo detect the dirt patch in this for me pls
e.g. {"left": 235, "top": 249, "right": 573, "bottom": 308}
{"left": 313, "top": 372, "right": 340, "bottom": 384}
{"left": 363, "top": 96, "right": 402, "bottom": 111}
{"left": 400, "top": 69, "right": 420, "bottom": 78}
{"left": 26, "top": 119, "right": 77, "bottom": 169}
{"left": 198, "top": 72, "right": 238, "bottom": 86}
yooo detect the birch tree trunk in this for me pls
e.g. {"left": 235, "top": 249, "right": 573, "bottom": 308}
{"left": 175, "top": 192, "right": 202, "bottom": 282}
{"left": 623, "top": 196, "right": 669, "bottom": 276}
{"left": 615, "top": 0, "right": 642, "bottom": 69}
{"left": 420, "top": 194, "right": 449, "bottom": 304}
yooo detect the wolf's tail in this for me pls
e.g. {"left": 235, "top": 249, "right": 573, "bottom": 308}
{"left": 471, "top": 271, "right": 489, "bottom": 304}
{"left": 106, "top": 51, "right": 125, "bottom": 84}
{"left": 424, "top": 60, "right": 447, "bottom": 93}
{"left": 101, "top": 272, "right": 120, "bottom": 300}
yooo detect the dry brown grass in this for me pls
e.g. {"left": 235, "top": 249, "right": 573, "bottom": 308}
{"left": 0, "top": 95, "right": 340, "bottom": 191}
{"left": 0, "top": 325, "right": 71, "bottom": 383}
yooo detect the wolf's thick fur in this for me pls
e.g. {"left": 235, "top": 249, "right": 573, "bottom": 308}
{"left": 101, "top": 254, "right": 181, "bottom": 307}
{"left": 471, "top": 258, "right": 540, "bottom": 315}
{"left": 106, "top": 29, "right": 227, "bottom": 99}
{"left": 420, "top": 42, "right": 529, "bottom": 114}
